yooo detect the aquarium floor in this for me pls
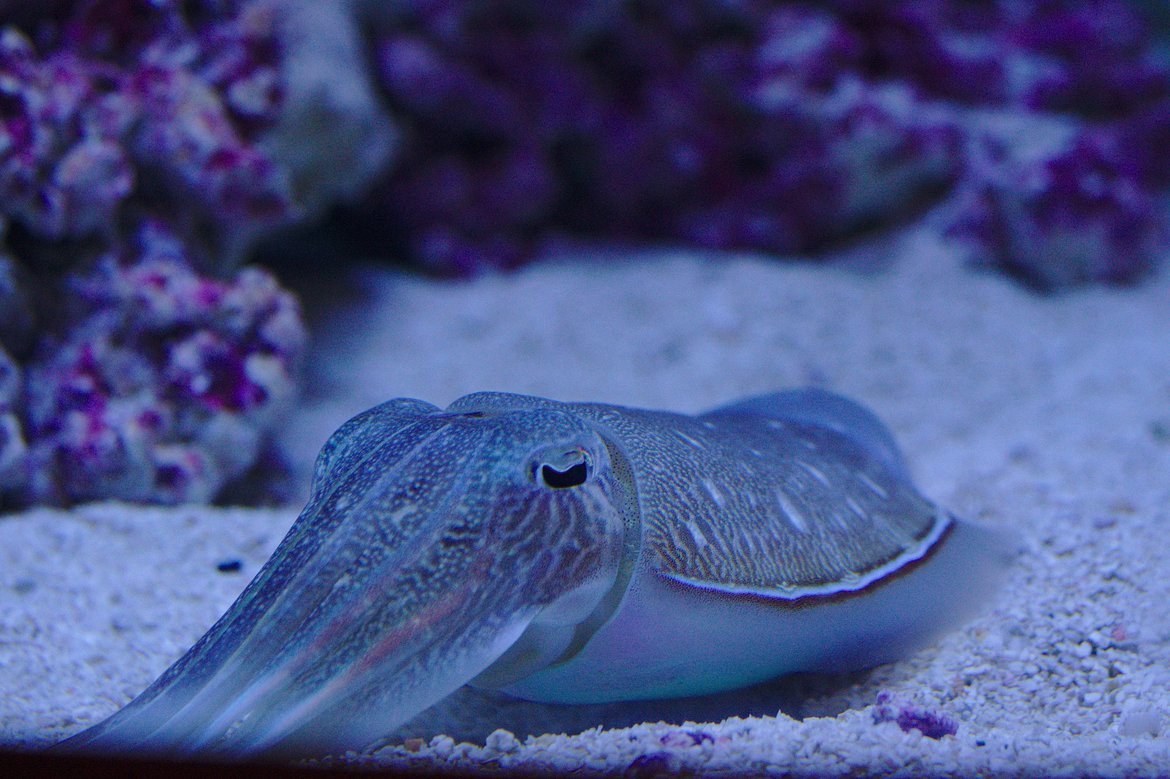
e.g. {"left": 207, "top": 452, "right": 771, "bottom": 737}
{"left": 3, "top": 233, "right": 1169, "bottom": 775}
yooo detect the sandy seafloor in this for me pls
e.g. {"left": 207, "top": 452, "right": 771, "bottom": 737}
{"left": 2, "top": 227, "right": 1170, "bottom": 776}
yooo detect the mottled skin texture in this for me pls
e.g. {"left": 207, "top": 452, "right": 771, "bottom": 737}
{"left": 565, "top": 395, "right": 944, "bottom": 596}
{"left": 60, "top": 389, "right": 1007, "bottom": 760}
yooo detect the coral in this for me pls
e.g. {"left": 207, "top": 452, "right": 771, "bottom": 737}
{"left": 360, "top": 0, "right": 1169, "bottom": 285}
{"left": 363, "top": 0, "right": 962, "bottom": 275}
{"left": 0, "top": 1, "right": 395, "bottom": 257}
{"left": 683, "top": 78, "right": 960, "bottom": 252}
{"left": 950, "top": 119, "right": 1167, "bottom": 289}
{"left": 0, "top": 0, "right": 394, "bottom": 507}
{"left": 873, "top": 691, "right": 959, "bottom": 740}
{"left": 1008, "top": 0, "right": 1170, "bottom": 117}
{"left": 0, "top": 0, "right": 294, "bottom": 258}
{"left": 0, "top": 0, "right": 301, "bottom": 505}
{"left": 22, "top": 221, "right": 305, "bottom": 506}
{"left": 826, "top": 0, "right": 1169, "bottom": 116}
{"left": 2, "top": 0, "right": 1167, "bottom": 508}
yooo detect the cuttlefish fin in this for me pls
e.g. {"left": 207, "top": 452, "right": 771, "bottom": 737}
{"left": 705, "top": 387, "right": 911, "bottom": 480}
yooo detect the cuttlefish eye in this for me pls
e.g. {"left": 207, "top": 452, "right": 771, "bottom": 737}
{"left": 531, "top": 446, "right": 592, "bottom": 489}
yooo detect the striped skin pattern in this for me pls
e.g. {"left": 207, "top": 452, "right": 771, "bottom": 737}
{"left": 60, "top": 389, "right": 1008, "bottom": 759}
{"left": 567, "top": 397, "right": 947, "bottom": 599}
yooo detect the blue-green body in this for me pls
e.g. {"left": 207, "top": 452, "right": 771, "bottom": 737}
{"left": 60, "top": 389, "right": 1010, "bottom": 759}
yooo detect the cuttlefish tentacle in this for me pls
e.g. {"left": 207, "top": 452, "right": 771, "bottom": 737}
{"left": 145, "top": 417, "right": 494, "bottom": 754}
{"left": 60, "top": 389, "right": 1012, "bottom": 759}
{"left": 66, "top": 401, "right": 626, "bottom": 758}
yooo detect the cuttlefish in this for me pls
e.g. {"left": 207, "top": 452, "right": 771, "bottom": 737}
{"left": 61, "top": 389, "right": 1011, "bottom": 759}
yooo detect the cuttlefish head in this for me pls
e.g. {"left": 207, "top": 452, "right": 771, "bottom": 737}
{"left": 61, "top": 394, "right": 634, "bottom": 760}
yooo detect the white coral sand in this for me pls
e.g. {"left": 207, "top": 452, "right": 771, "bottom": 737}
{"left": 2, "top": 230, "right": 1169, "bottom": 775}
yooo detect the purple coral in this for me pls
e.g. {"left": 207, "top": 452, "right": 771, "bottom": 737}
{"left": 2, "top": 1, "right": 1167, "bottom": 509}
{"left": 0, "top": 1, "right": 401, "bottom": 508}
{"left": 361, "top": 0, "right": 1169, "bottom": 286}
{"left": 0, "top": 0, "right": 292, "bottom": 255}
{"left": 824, "top": 0, "right": 1169, "bottom": 116}
{"left": 364, "top": 0, "right": 962, "bottom": 275}
{"left": 0, "top": 0, "right": 296, "bottom": 505}
{"left": 1011, "top": 0, "right": 1170, "bottom": 117}
{"left": 22, "top": 221, "right": 305, "bottom": 506}
{"left": 873, "top": 691, "right": 959, "bottom": 740}
{"left": 951, "top": 123, "right": 1166, "bottom": 289}
{"left": 0, "top": 28, "right": 133, "bottom": 241}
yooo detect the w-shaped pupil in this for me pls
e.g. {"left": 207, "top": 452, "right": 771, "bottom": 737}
{"left": 541, "top": 461, "right": 588, "bottom": 488}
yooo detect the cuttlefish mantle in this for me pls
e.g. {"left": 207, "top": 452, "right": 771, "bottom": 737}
{"left": 59, "top": 388, "right": 1013, "bottom": 759}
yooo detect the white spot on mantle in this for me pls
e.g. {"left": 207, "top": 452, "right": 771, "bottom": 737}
{"left": 685, "top": 520, "right": 709, "bottom": 551}
{"left": 775, "top": 489, "right": 809, "bottom": 533}
{"left": 796, "top": 460, "right": 831, "bottom": 488}
{"left": 857, "top": 472, "right": 889, "bottom": 499}
{"left": 701, "top": 478, "right": 725, "bottom": 507}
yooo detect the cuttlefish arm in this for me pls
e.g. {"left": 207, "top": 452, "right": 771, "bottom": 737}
{"left": 59, "top": 397, "right": 628, "bottom": 759}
